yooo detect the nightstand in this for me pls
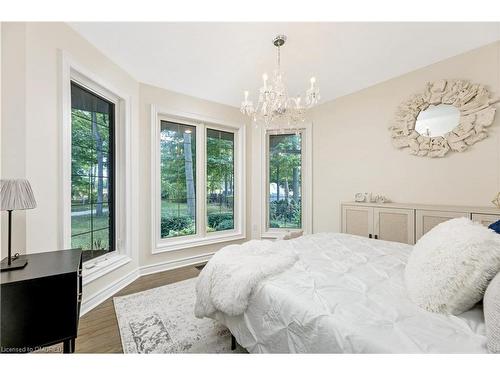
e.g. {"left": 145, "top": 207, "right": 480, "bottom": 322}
{"left": 1, "top": 249, "right": 82, "bottom": 353}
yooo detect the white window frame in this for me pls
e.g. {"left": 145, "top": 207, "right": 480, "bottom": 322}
{"left": 60, "top": 51, "right": 133, "bottom": 285}
{"left": 151, "top": 105, "right": 245, "bottom": 253}
{"left": 261, "top": 124, "right": 313, "bottom": 239}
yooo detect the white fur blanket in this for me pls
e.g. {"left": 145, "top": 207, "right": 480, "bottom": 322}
{"left": 194, "top": 239, "right": 298, "bottom": 318}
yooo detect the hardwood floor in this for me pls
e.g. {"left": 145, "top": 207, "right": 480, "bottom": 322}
{"left": 41, "top": 264, "right": 202, "bottom": 353}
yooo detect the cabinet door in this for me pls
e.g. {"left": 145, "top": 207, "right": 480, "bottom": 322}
{"left": 373, "top": 208, "right": 415, "bottom": 244}
{"left": 471, "top": 213, "right": 500, "bottom": 227}
{"left": 342, "top": 205, "right": 374, "bottom": 238}
{"left": 416, "top": 210, "right": 469, "bottom": 240}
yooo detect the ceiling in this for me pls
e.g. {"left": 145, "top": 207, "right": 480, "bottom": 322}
{"left": 69, "top": 22, "right": 500, "bottom": 108}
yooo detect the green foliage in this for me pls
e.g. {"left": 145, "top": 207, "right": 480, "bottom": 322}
{"left": 208, "top": 212, "right": 233, "bottom": 229}
{"left": 216, "top": 219, "right": 234, "bottom": 231}
{"left": 161, "top": 215, "right": 194, "bottom": 237}
{"left": 160, "top": 126, "right": 196, "bottom": 201}
{"left": 269, "top": 199, "right": 301, "bottom": 228}
{"left": 206, "top": 130, "right": 234, "bottom": 195}
{"left": 269, "top": 134, "right": 301, "bottom": 195}
{"left": 269, "top": 220, "right": 281, "bottom": 229}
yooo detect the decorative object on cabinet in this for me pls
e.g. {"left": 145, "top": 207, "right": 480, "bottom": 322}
{"left": 1, "top": 249, "right": 82, "bottom": 353}
{"left": 374, "top": 195, "right": 390, "bottom": 203}
{"left": 354, "top": 193, "right": 390, "bottom": 204}
{"left": 341, "top": 202, "right": 500, "bottom": 245}
{"left": 354, "top": 193, "right": 366, "bottom": 202}
{"left": 493, "top": 192, "right": 500, "bottom": 209}
{"left": 389, "top": 79, "right": 500, "bottom": 158}
{"left": 0, "top": 179, "right": 37, "bottom": 272}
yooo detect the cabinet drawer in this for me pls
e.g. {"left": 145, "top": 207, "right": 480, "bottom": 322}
{"left": 416, "top": 210, "right": 469, "bottom": 240}
{"left": 341, "top": 205, "right": 373, "bottom": 238}
{"left": 374, "top": 208, "right": 415, "bottom": 245}
{"left": 472, "top": 213, "right": 500, "bottom": 227}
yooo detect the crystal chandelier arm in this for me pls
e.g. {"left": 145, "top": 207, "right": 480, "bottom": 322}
{"left": 241, "top": 34, "right": 319, "bottom": 128}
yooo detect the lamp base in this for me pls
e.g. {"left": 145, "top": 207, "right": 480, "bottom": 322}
{"left": 0, "top": 256, "right": 28, "bottom": 272}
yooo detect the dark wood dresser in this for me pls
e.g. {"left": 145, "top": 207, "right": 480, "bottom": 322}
{"left": 1, "top": 249, "right": 82, "bottom": 353}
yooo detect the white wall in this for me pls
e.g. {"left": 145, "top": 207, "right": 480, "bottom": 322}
{"left": 1, "top": 23, "right": 27, "bottom": 256}
{"left": 310, "top": 41, "right": 500, "bottom": 233}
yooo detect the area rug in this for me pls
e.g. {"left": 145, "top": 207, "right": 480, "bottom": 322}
{"left": 113, "top": 277, "right": 244, "bottom": 353}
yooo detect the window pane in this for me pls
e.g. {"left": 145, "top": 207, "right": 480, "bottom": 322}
{"left": 71, "top": 82, "right": 115, "bottom": 261}
{"left": 71, "top": 204, "right": 92, "bottom": 236}
{"left": 160, "top": 121, "right": 197, "bottom": 238}
{"left": 206, "top": 128, "right": 235, "bottom": 232}
{"left": 71, "top": 175, "right": 91, "bottom": 204}
{"left": 72, "top": 233, "right": 92, "bottom": 257}
{"left": 268, "top": 133, "right": 302, "bottom": 229}
{"left": 92, "top": 202, "right": 110, "bottom": 231}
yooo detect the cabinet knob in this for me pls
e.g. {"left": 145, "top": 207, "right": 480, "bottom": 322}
{"left": 368, "top": 234, "right": 372, "bottom": 239}
{"left": 374, "top": 234, "right": 378, "bottom": 240}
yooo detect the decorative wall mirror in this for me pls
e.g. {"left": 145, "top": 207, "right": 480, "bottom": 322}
{"left": 389, "top": 79, "right": 499, "bottom": 157}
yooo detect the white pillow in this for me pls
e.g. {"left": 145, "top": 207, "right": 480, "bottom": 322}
{"left": 484, "top": 271, "right": 500, "bottom": 353}
{"left": 405, "top": 217, "right": 500, "bottom": 315}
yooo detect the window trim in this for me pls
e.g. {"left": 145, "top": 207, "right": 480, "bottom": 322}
{"left": 60, "top": 51, "right": 133, "bottom": 283}
{"left": 151, "top": 105, "right": 245, "bottom": 254}
{"left": 261, "top": 124, "right": 313, "bottom": 239}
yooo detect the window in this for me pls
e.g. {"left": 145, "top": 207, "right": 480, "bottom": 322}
{"left": 160, "top": 121, "right": 197, "bottom": 238}
{"left": 206, "top": 129, "right": 235, "bottom": 232}
{"left": 152, "top": 108, "right": 244, "bottom": 253}
{"left": 70, "top": 82, "right": 115, "bottom": 262}
{"left": 267, "top": 132, "right": 303, "bottom": 230}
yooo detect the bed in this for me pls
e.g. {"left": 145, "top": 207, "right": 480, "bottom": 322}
{"left": 198, "top": 233, "right": 488, "bottom": 353}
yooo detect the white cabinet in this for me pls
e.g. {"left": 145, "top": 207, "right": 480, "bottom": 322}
{"left": 471, "top": 213, "right": 500, "bottom": 227}
{"left": 342, "top": 205, "right": 414, "bottom": 244}
{"left": 374, "top": 207, "right": 415, "bottom": 244}
{"left": 342, "top": 205, "right": 373, "bottom": 238}
{"left": 341, "top": 202, "right": 500, "bottom": 245}
{"left": 415, "top": 210, "right": 469, "bottom": 241}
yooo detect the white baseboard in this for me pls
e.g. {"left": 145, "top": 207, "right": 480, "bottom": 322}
{"left": 80, "top": 252, "right": 214, "bottom": 317}
{"left": 139, "top": 252, "right": 214, "bottom": 276}
{"left": 80, "top": 268, "right": 139, "bottom": 317}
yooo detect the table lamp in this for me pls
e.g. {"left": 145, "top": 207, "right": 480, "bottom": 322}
{"left": 1, "top": 179, "right": 37, "bottom": 271}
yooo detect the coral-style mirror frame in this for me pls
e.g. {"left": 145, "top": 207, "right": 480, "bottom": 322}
{"left": 389, "top": 79, "right": 499, "bottom": 158}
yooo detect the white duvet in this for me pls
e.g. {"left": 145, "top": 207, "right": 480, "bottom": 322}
{"left": 198, "top": 233, "right": 488, "bottom": 353}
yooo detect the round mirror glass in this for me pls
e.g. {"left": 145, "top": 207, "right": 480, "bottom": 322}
{"left": 415, "top": 104, "right": 460, "bottom": 137}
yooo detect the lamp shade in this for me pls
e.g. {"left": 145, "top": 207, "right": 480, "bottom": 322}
{"left": 0, "top": 179, "right": 37, "bottom": 211}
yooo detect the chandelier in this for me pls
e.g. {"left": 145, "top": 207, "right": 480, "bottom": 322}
{"left": 240, "top": 34, "right": 320, "bottom": 129}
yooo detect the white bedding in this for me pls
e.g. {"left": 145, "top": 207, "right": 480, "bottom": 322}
{"left": 211, "top": 233, "right": 488, "bottom": 353}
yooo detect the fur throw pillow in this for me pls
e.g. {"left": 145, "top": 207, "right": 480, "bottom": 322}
{"left": 405, "top": 218, "right": 500, "bottom": 315}
{"left": 484, "top": 271, "right": 500, "bottom": 353}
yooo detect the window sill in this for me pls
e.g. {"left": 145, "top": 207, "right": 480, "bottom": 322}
{"left": 82, "top": 253, "right": 132, "bottom": 286}
{"left": 261, "top": 229, "right": 303, "bottom": 240}
{"left": 153, "top": 232, "right": 246, "bottom": 254}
